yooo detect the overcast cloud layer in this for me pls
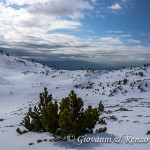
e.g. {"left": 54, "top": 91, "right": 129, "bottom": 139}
{"left": 0, "top": 0, "right": 150, "bottom": 63}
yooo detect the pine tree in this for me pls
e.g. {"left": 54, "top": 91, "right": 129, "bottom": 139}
{"left": 59, "top": 97, "right": 70, "bottom": 112}
{"left": 21, "top": 114, "right": 33, "bottom": 131}
{"left": 19, "top": 88, "right": 106, "bottom": 138}
{"left": 58, "top": 90, "right": 100, "bottom": 137}
{"left": 98, "top": 101, "right": 104, "bottom": 113}
{"left": 69, "top": 90, "right": 84, "bottom": 120}
{"left": 40, "top": 101, "right": 59, "bottom": 135}
{"left": 83, "top": 105, "right": 99, "bottom": 133}
{"left": 16, "top": 128, "right": 22, "bottom": 134}
{"left": 59, "top": 90, "right": 85, "bottom": 137}
{"left": 21, "top": 87, "right": 52, "bottom": 132}
{"left": 58, "top": 109, "right": 73, "bottom": 137}
{"left": 38, "top": 87, "right": 52, "bottom": 110}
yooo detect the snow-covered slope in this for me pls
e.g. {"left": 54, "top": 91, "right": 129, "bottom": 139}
{"left": 0, "top": 53, "right": 150, "bottom": 150}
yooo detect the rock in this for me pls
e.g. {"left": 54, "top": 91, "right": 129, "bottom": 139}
{"left": 109, "top": 116, "right": 117, "bottom": 121}
{"left": 115, "top": 108, "right": 132, "bottom": 112}
{"left": 146, "top": 130, "right": 150, "bottom": 135}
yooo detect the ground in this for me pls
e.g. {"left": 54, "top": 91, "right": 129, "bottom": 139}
{"left": 0, "top": 53, "right": 150, "bottom": 150}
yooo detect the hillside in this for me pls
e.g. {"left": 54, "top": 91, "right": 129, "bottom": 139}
{"left": 0, "top": 53, "right": 150, "bottom": 150}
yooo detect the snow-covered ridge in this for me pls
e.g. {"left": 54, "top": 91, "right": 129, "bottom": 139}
{"left": 0, "top": 53, "right": 150, "bottom": 150}
{"left": 1, "top": 52, "right": 150, "bottom": 98}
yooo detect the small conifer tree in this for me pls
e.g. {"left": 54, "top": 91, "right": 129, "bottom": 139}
{"left": 18, "top": 88, "right": 106, "bottom": 139}
{"left": 40, "top": 101, "right": 59, "bottom": 135}
{"left": 98, "top": 101, "right": 104, "bottom": 113}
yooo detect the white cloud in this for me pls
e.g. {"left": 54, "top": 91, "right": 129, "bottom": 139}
{"left": 0, "top": 0, "right": 92, "bottom": 57}
{"left": 0, "top": 2, "right": 83, "bottom": 50}
{"left": 91, "top": 0, "right": 97, "bottom": 3}
{"left": 128, "top": 39, "right": 141, "bottom": 44}
{"left": 27, "top": 0, "right": 93, "bottom": 19}
{"left": 108, "top": 3, "right": 122, "bottom": 10}
{"left": 0, "top": 1, "right": 149, "bottom": 63}
{"left": 100, "top": 37, "right": 124, "bottom": 45}
{"left": 5, "top": 0, "right": 51, "bottom": 5}
{"left": 106, "top": 30, "right": 124, "bottom": 34}
{"left": 5, "top": 0, "right": 93, "bottom": 19}
{"left": 121, "top": 34, "right": 131, "bottom": 37}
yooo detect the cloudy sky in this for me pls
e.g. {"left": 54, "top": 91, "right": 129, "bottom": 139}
{"left": 0, "top": 0, "right": 150, "bottom": 64}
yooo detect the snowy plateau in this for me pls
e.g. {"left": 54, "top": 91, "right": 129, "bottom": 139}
{"left": 0, "top": 53, "right": 150, "bottom": 150}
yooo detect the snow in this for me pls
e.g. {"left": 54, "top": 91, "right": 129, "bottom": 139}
{"left": 0, "top": 53, "right": 150, "bottom": 149}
